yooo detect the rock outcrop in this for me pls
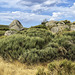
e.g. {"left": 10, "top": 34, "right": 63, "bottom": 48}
{"left": 51, "top": 27, "right": 59, "bottom": 33}
{"left": 46, "top": 20, "right": 57, "bottom": 26}
{"left": 9, "top": 20, "right": 23, "bottom": 31}
{"left": 46, "top": 20, "right": 71, "bottom": 33}
{"left": 5, "top": 20, "right": 23, "bottom": 36}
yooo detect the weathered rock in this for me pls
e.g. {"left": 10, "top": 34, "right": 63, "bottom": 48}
{"left": 51, "top": 27, "right": 59, "bottom": 33}
{"left": 4, "top": 30, "right": 16, "bottom": 36}
{"left": 9, "top": 20, "right": 23, "bottom": 31}
{"left": 51, "top": 25, "right": 69, "bottom": 33}
{"left": 58, "top": 25, "right": 69, "bottom": 30}
{"left": 46, "top": 20, "right": 57, "bottom": 26}
{"left": 71, "top": 25, "right": 75, "bottom": 31}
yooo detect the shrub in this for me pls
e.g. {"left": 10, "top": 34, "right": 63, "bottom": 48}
{"left": 19, "top": 47, "right": 58, "bottom": 63}
{"left": 47, "top": 60, "right": 75, "bottom": 75}
{"left": 31, "top": 24, "right": 47, "bottom": 29}
{"left": 36, "top": 68, "right": 46, "bottom": 75}
{"left": 60, "top": 59, "right": 75, "bottom": 75}
{"left": 63, "top": 20, "right": 71, "bottom": 25}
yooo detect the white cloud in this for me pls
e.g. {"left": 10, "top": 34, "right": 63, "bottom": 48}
{"left": 0, "top": 0, "right": 68, "bottom": 11}
{"left": 43, "top": 0, "right": 66, "bottom": 5}
{"left": 50, "top": 12, "right": 64, "bottom": 20}
{"left": 0, "top": 0, "right": 75, "bottom": 27}
{"left": 49, "top": 2, "right": 75, "bottom": 21}
{"left": 0, "top": 11, "right": 51, "bottom": 27}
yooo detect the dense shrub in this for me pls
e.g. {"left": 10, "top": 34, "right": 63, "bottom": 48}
{"left": 19, "top": 47, "right": 58, "bottom": 63}
{"left": 0, "top": 34, "right": 25, "bottom": 59}
{"left": 50, "top": 31, "right": 75, "bottom": 60}
{"left": 0, "top": 27, "right": 75, "bottom": 63}
{"left": 36, "top": 60, "right": 75, "bottom": 75}
{"left": 0, "top": 31, "right": 6, "bottom": 36}
{"left": 0, "top": 29, "right": 54, "bottom": 62}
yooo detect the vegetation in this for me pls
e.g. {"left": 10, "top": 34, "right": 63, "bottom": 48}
{"left": 0, "top": 25, "right": 9, "bottom": 30}
{"left": 63, "top": 20, "right": 71, "bottom": 25}
{"left": 0, "top": 25, "right": 9, "bottom": 36}
{"left": 0, "top": 26, "right": 75, "bottom": 63}
{"left": 0, "top": 21, "right": 75, "bottom": 75}
{"left": 36, "top": 59, "right": 75, "bottom": 75}
{"left": 31, "top": 24, "right": 47, "bottom": 29}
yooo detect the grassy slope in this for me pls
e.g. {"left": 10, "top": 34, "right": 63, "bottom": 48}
{"left": 0, "top": 57, "right": 38, "bottom": 75}
{"left": 0, "top": 57, "right": 75, "bottom": 75}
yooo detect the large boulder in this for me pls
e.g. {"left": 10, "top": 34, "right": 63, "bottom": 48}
{"left": 9, "top": 20, "right": 23, "bottom": 31}
{"left": 51, "top": 27, "right": 59, "bottom": 33}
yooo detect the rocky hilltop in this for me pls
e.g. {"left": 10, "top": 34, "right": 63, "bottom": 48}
{"left": 46, "top": 20, "right": 75, "bottom": 33}
{"left": 4, "top": 20, "right": 75, "bottom": 35}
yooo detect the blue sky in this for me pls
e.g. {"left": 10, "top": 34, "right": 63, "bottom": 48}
{"left": 0, "top": 0, "right": 75, "bottom": 27}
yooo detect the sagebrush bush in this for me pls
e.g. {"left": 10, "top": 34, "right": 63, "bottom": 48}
{"left": 0, "top": 27, "right": 75, "bottom": 63}
{"left": 36, "top": 60, "right": 75, "bottom": 75}
{"left": 18, "top": 47, "right": 58, "bottom": 63}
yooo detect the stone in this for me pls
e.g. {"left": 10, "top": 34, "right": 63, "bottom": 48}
{"left": 4, "top": 30, "right": 16, "bottom": 36}
{"left": 51, "top": 25, "right": 69, "bottom": 33}
{"left": 51, "top": 27, "right": 59, "bottom": 33}
{"left": 9, "top": 20, "right": 23, "bottom": 31}
{"left": 71, "top": 25, "right": 75, "bottom": 31}
{"left": 46, "top": 20, "right": 58, "bottom": 26}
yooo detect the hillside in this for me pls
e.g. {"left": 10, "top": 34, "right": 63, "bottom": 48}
{"left": 0, "top": 57, "right": 75, "bottom": 75}
{"left": 0, "top": 57, "right": 37, "bottom": 75}
{"left": 0, "top": 20, "right": 75, "bottom": 75}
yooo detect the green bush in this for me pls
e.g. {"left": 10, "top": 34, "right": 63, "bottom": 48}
{"left": 36, "top": 68, "right": 46, "bottom": 75}
{"left": 0, "top": 26, "right": 75, "bottom": 63}
{"left": 19, "top": 47, "right": 58, "bottom": 63}
{"left": 0, "top": 34, "right": 26, "bottom": 59}
{"left": 0, "top": 31, "right": 6, "bottom": 36}
{"left": 47, "top": 59, "right": 75, "bottom": 75}
{"left": 60, "top": 59, "right": 75, "bottom": 75}
{"left": 31, "top": 24, "right": 47, "bottom": 29}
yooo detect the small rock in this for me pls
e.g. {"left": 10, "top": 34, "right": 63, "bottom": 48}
{"left": 4, "top": 30, "right": 16, "bottom": 36}
{"left": 71, "top": 25, "right": 75, "bottom": 31}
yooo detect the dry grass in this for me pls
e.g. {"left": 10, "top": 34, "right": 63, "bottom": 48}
{"left": 0, "top": 57, "right": 74, "bottom": 75}
{"left": 0, "top": 57, "right": 39, "bottom": 75}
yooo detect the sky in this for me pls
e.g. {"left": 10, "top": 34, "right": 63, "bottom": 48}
{"left": 0, "top": 0, "right": 75, "bottom": 27}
